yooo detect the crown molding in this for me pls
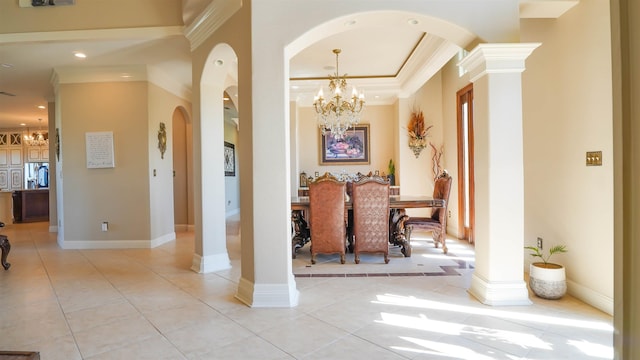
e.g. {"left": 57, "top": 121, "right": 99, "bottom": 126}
{"left": 0, "top": 26, "right": 184, "bottom": 44}
{"left": 51, "top": 65, "right": 192, "bottom": 101}
{"left": 183, "top": 0, "right": 242, "bottom": 51}
{"left": 458, "top": 43, "right": 541, "bottom": 82}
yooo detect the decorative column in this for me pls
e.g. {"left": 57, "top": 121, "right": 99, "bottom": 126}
{"left": 459, "top": 43, "right": 540, "bottom": 306}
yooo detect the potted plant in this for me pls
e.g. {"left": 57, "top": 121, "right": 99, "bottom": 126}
{"left": 525, "top": 244, "right": 568, "bottom": 299}
{"left": 387, "top": 159, "right": 396, "bottom": 185}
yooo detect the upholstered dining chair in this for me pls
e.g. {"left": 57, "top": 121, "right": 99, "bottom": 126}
{"left": 308, "top": 172, "right": 347, "bottom": 264}
{"left": 351, "top": 175, "right": 390, "bottom": 264}
{"left": 404, "top": 170, "right": 453, "bottom": 254}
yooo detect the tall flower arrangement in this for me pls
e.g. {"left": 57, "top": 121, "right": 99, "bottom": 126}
{"left": 408, "top": 108, "right": 432, "bottom": 158}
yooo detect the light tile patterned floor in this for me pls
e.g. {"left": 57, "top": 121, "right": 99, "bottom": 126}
{"left": 0, "top": 218, "right": 613, "bottom": 359}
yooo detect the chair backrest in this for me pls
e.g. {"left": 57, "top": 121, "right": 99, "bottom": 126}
{"left": 308, "top": 172, "right": 346, "bottom": 250}
{"left": 352, "top": 176, "right": 390, "bottom": 250}
{"left": 431, "top": 171, "right": 452, "bottom": 221}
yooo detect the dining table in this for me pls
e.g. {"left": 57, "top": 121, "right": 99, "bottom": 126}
{"left": 290, "top": 195, "right": 445, "bottom": 258}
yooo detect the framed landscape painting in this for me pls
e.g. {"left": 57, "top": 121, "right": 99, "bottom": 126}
{"left": 319, "top": 125, "right": 370, "bottom": 165}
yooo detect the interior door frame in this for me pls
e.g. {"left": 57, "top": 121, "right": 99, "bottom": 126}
{"left": 456, "top": 83, "right": 475, "bottom": 243}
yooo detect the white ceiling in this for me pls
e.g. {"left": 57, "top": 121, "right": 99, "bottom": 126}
{"left": 0, "top": 16, "right": 461, "bottom": 130}
{"left": 0, "top": 1, "right": 573, "bottom": 130}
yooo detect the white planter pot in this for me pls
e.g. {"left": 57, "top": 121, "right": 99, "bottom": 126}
{"left": 529, "top": 263, "right": 566, "bottom": 299}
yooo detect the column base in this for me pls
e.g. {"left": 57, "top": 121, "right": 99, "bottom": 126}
{"left": 468, "top": 273, "right": 532, "bottom": 306}
{"left": 190, "top": 252, "right": 231, "bottom": 273}
{"left": 235, "top": 276, "right": 299, "bottom": 308}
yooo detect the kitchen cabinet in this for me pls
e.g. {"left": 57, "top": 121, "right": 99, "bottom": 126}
{"left": 12, "top": 189, "right": 49, "bottom": 223}
{"left": 26, "top": 146, "right": 49, "bottom": 162}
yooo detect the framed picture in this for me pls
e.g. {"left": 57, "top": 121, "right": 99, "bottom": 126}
{"left": 319, "top": 124, "right": 370, "bottom": 165}
{"left": 299, "top": 172, "right": 308, "bottom": 187}
{"left": 224, "top": 141, "right": 235, "bottom": 176}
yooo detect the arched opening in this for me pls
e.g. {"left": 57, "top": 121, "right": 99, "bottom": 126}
{"left": 191, "top": 43, "right": 239, "bottom": 274}
{"left": 172, "top": 106, "right": 193, "bottom": 232}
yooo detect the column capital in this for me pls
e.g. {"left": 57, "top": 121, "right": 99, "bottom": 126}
{"left": 458, "top": 43, "right": 541, "bottom": 82}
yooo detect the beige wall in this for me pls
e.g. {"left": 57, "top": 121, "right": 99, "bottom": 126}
{"left": 59, "top": 81, "right": 151, "bottom": 242}
{"left": 148, "top": 83, "right": 189, "bottom": 241}
{"left": 56, "top": 79, "right": 188, "bottom": 246}
{"left": 0, "top": 0, "right": 183, "bottom": 33}
{"left": 296, "top": 105, "right": 396, "bottom": 180}
{"left": 521, "top": 0, "right": 614, "bottom": 312}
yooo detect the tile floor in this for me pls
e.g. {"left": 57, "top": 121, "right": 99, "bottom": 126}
{"left": 0, "top": 217, "right": 613, "bottom": 359}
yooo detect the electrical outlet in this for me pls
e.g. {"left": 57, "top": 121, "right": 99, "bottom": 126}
{"left": 537, "top": 237, "right": 543, "bottom": 250}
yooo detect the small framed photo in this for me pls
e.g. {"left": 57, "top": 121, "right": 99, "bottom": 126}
{"left": 224, "top": 141, "right": 235, "bottom": 176}
{"left": 319, "top": 125, "right": 370, "bottom": 165}
{"left": 300, "top": 172, "right": 308, "bottom": 187}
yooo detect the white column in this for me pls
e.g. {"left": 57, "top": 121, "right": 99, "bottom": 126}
{"left": 459, "top": 43, "right": 540, "bottom": 306}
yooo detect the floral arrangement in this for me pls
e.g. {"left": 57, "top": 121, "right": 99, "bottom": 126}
{"left": 408, "top": 108, "right": 433, "bottom": 158}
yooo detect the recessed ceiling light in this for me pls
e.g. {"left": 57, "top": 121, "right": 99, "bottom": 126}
{"left": 215, "top": 59, "right": 224, "bottom": 66}
{"left": 1, "top": 63, "right": 13, "bottom": 68}
{"left": 223, "top": 97, "right": 230, "bottom": 101}
{"left": 74, "top": 52, "right": 87, "bottom": 59}
{"left": 120, "top": 74, "right": 132, "bottom": 78}
{"left": 37, "top": 105, "right": 45, "bottom": 109}
{"left": 19, "top": 123, "right": 26, "bottom": 127}
{"left": 345, "top": 20, "right": 357, "bottom": 26}
{"left": 291, "top": 85, "right": 299, "bottom": 90}
{"left": 408, "top": 18, "right": 419, "bottom": 25}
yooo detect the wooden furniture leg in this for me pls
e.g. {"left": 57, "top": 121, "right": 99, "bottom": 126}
{"left": 291, "top": 210, "right": 310, "bottom": 259}
{"left": 0, "top": 235, "right": 10, "bottom": 270}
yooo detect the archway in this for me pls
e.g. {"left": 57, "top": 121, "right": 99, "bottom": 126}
{"left": 191, "top": 43, "right": 239, "bottom": 274}
{"left": 172, "top": 106, "right": 193, "bottom": 232}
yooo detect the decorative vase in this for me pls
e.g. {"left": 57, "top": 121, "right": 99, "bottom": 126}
{"left": 529, "top": 263, "right": 567, "bottom": 299}
{"left": 387, "top": 174, "right": 395, "bottom": 186}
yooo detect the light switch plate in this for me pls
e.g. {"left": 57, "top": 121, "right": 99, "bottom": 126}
{"left": 586, "top": 151, "right": 602, "bottom": 166}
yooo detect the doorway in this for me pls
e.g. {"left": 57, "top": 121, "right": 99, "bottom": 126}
{"left": 456, "top": 83, "right": 474, "bottom": 243}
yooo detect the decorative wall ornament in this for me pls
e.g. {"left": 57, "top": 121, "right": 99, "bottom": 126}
{"left": 407, "top": 108, "right": 432, "bottom": 158}
{"left": 157, "top": 122, "right": 167, "bottom": 159}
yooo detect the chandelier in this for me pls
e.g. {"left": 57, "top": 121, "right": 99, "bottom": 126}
{"left": 24, "top": 118, "right": 49, "bottom": 147}
{"left": 313, "top": 49, "right": 365, "bottom": 139}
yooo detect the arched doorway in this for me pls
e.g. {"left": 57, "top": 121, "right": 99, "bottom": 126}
{"left": 191, "top": 43, "right": 239, "bottom": 274}
{"left": 172, "top": 106, "right": 193, "bottom": 232}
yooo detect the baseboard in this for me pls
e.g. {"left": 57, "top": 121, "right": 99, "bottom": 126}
{"left": 175, "top": 224, "right": 195, "bottom": 232}
{"left": 235, "top": 276, "right": 299, "bottom": 308}
{"left": 59, "top": 233, "right": 176, "bottom": 249}
{"left": 567, "top": 279, "right": 613, "bottom": 315}
{"left": 190, "top": 252, "right": 231, "bottom": 273}
{"left": 468, "top": 273, "right": 532, "bottom": 306}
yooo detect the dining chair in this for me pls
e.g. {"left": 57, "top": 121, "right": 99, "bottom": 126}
{"left": 308, "top": 172, "right": 347, "bottom": 264}
{"left": 404, "top": 170, "right": 452, "bottom": 254}
{"left": 351, "top": 175, "right": 390, "bottom": 264}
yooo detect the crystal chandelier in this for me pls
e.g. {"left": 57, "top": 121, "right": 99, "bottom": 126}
{"left": 313, "top": 49, "right": 365, "bottom": 139}
{"left": 24, "top": 118, "right": 49, "bottom": 147}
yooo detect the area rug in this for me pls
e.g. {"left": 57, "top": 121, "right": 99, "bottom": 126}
{"left": 292, "top": 235, "right": 475, "bottom": 278}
